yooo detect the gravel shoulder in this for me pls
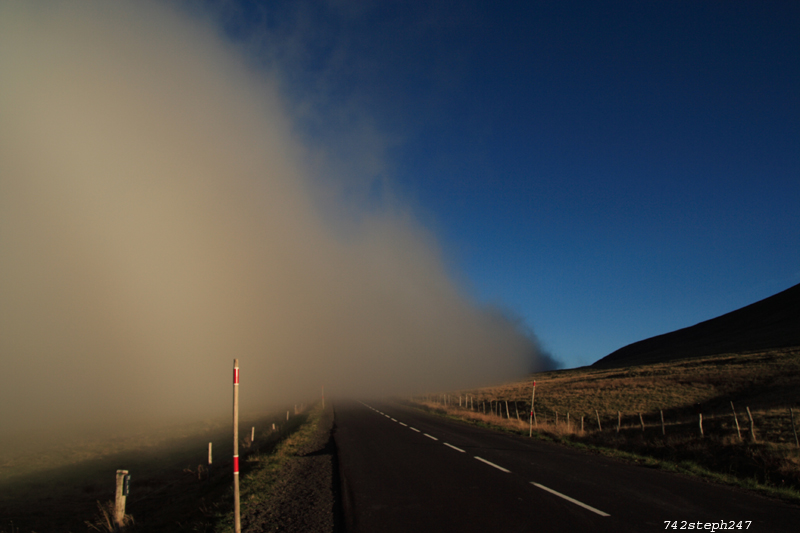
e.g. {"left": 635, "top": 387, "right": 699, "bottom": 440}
{"left": 242, "top": 402, "right": 342, "bottom": 533}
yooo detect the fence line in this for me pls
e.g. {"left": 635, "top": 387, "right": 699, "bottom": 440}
{"left": 415, "top": 396, "right": 800, "bottom": 446}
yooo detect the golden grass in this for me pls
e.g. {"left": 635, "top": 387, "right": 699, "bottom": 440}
{"left": 414, "top": 347, "right": 800, "bottom": 501}
{"left": 438, "top": 347, "right": 800, "bottom": 438}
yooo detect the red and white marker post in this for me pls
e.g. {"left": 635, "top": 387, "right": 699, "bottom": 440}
{"left": 233, "top": 359, "right": 241, "bottom": 533}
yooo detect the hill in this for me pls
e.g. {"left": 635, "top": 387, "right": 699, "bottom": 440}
{"left": 592, "top": 283, "right": 800, "bottom": 369}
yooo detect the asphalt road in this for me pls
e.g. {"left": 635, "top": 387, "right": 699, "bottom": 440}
{"left": 333, "top": 400, "right": 800, "bottom": 533}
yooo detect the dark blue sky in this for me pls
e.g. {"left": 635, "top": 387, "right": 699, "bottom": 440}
{"left": 199, "top": 0, "right": 800, "bottom": 368}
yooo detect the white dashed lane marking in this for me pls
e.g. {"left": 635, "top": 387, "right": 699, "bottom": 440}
{"left": 531, "top": 482, "right": 610, "bottom": 517}
{"left": 474, "top": 456, "right": 510, "bottom": 473}
{"left": 359, "top": 401, "right": 608, "bottom": 518}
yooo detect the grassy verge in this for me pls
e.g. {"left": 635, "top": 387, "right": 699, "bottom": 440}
{"left": 408, "top": 349, "right": 800, "bottom": 505}
{"left": 411, "top": 400, "right": 800, "bottom": 503}
{"left": 213, "top": 403, "right": 325, "bottom": 533}
{"left": 0, "top": 406, "right": 317, "bottom": 533}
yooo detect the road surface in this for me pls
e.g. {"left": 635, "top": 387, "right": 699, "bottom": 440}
{"left": 333, "top": 400, "right": 800, "bottom": 532}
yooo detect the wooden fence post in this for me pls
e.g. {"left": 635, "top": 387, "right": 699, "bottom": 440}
{"left": 616, "top": 411, "right": 621, "bottom": 434}
{"left": 639, "top": 413, "right": 645, "bottom": 432}
{"left": 581, "top": 415, "right": 584, "bottom": 432}
{"left": 791, "top": 408, "right": 799, "bottom": 448}
{"left": 529, "top": 380, "right": 536, "bottom": 436}
{"left": 746, "top": 406, "right": 756, "bottom": 442}
{"left": 515, "top": 403, "right": 520, "bottom": 421}
{"left": 731, "top": 401, "right": 742, "bottom": 441}
{"left": 567, "top": 412, "right": 570, "bottom": 430}
{"left": 660, "top": 410, "right": 665, "bottom": 436}
{"left": 505, "top": 400, "right": 511, "bottom": 420}
{"left": 208, "top": 442, "right": 212, "bottom": 465}
{"left": 698, "top": 413, "right": 704, "bottom": 438}
{"left": 595, "top": 410, "right": 602, "bottom": 430}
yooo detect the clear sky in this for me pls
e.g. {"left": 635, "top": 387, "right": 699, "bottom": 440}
{"left": 195, "top": 0, "right": 799, "bottom": 369}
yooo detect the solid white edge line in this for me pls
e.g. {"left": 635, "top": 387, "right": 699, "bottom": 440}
{"left": 474, "top": 456, "right": 510, "bottom": 473}
{"left": 530, "top": 482, "right": 610, "bottom": 517}
{"left": 410, "top": 427, "right": 420, "bottom": 432}
{"left": 443, "top": 442, "right": 465, "bottom": 453}
{"left": 424, "top": 433, "right": 439, "bottom": 441}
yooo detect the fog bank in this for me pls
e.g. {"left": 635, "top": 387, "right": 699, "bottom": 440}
{"left": 0, "top": 1, "right": 553, "bottom": 435}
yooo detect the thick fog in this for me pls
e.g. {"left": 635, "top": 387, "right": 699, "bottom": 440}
{"left": 0, "top": 1, "right": 553, "bottom": 436}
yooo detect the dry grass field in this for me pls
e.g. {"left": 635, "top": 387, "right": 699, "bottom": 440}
{"left": 412, "top": 347, "right": 800, "bottom": 500}
{"left": 0, "top": 406, "right": 311, "bottom": 532}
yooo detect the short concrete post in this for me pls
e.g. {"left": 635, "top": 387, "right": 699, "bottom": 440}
{"left": 114, "top": 469, "right": 129, "bottom": 528}
{"left": 208, "top": 442, "right": 213, "bottom": 465}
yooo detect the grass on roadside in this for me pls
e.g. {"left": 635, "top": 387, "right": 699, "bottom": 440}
{"left": 0, "top": 406, "right": 314, "bottom": 533}
{"left": 411, "top": 399, "right": 800, "bottom": 503}
{"left": 409, "top": 348, "right": 800, "bottom": 504}
{"left": 213, "top": 403, "right": 325, "bottom": 533}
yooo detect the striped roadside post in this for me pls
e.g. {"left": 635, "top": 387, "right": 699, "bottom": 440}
{"left": 233, "top": 359, "right": 241, "bottom": 533}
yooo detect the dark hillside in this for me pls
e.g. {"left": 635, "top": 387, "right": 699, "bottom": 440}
{"left": 593, "top": 283, "right": 800, "bottom": 369}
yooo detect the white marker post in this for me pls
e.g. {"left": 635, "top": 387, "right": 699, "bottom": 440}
{"left": 233, "top": 359, "right": 241, "bottom": 533}
{"left": 114, "top": 469, "right": 129, "bottom": 528}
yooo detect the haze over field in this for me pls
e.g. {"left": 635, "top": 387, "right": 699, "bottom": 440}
{"left": 0, "top": 1, "right": 553, "bottom": 436}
